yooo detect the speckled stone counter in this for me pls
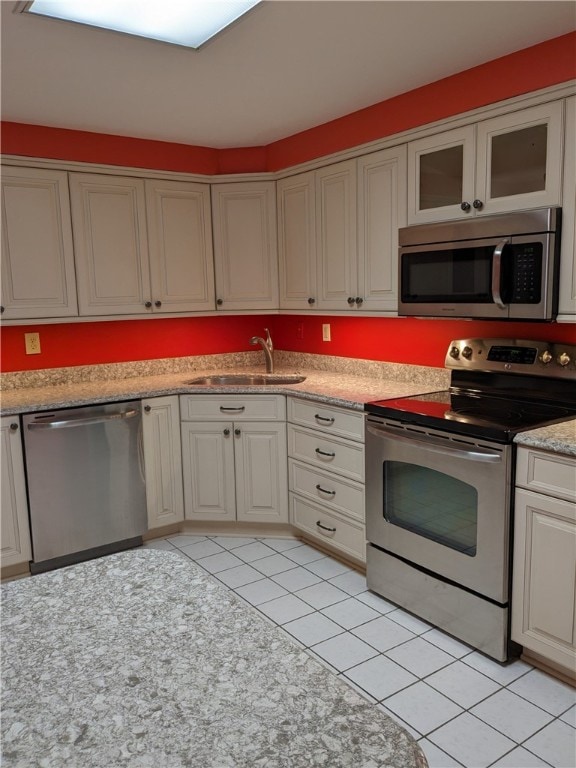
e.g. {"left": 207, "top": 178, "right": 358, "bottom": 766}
{"left": 514, "top": 417, "right": 576, "bottom": 457}
{"left": 1, "top": 550, "right": 427, "bottom": 768}
{"left": 0, "top": 352, "right": 449, "bottom": 416}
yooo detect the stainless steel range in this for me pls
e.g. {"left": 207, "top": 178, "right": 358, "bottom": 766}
{"left": 364, "top": 338, "right": 576, "bottom": 662}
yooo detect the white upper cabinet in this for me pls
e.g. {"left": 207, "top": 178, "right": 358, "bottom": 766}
{"left": 145, "top": 180, "right": 215, "bottom": 312}
{"left": 1, "top": 167, "right": 78, "bottom": 319}
{"left": 559, "top": 95, "right": 576, "bottom": 318}
{"left": 211, "top": 181, "right": 278, "bottom": 310}
{"left": 408, "top": 102, "right": 564, "bottom": 223}
{"left": 70, "top": 173, "right": 215, "bottom": 316}
{"left": 70, "top": 173, "right": 151, "bottom": 315}
{"left": 277, "top": 171, "right": 317, "bottom": 310}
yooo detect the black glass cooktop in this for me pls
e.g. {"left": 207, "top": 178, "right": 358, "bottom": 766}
{"left": 365, "top": 389, "right": 576, "bottom": 442}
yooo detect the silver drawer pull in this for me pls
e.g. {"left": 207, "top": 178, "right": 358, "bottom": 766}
{"left": 315, "top": 448, "right": 336, "bottom": 459}
{"left": 219, "top": 406, "right": 245, "bottom": 413}
{"left": 315, "top": 414, "right": 335, "bottom": 424}
{"left": 316, "top": 521, "right": 336, "bottom": 533}
{"left": 315, "top": 484, "right": 336, "bottom": 496}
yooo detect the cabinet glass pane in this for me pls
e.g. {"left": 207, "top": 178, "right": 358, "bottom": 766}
{"left": 384, "top": 461, "right": 477, "bottom": 556}
{"left": 491, "top": 125, "right": 547, "bottom": 198}
{"left": 419, "top": 146, "right": 463, "bottom": 209}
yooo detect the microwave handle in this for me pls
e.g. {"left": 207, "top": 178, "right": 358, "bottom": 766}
{"left": 491, "top": 239, "right": 509, "bottom": 309}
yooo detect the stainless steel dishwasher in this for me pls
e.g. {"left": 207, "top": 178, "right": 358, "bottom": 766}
{"left": 23, "top": 400, "right": 147, "bottom": 574}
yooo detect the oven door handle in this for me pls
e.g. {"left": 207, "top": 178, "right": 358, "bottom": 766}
{"left": 491, "top": 238, "right": 509, "bottom": 310}
{"left": 366, "top": 423, "right": 502, "bottom": 463}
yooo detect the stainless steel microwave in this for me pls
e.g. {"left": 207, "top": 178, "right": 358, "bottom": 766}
{"left": 398, "top": 207, "right": 561, "bottom": 320}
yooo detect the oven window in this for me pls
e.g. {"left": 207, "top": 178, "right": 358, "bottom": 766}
{"left": 384, "top": 461, "right": 478, "bottom": 556}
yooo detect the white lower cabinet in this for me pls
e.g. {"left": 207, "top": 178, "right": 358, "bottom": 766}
{"left": 142, "top": 396, "right": 184, "bottom": 530}
{"left": 287, "top": 397, "right": 365, "bottom": 563}
{"left": 1, "top": 416, "right": 32, "bottom": 569}
{"left": 180, "top": 395, "right": 288, "bottom": 524}
{"left": 512, "top": 447, "right": 576, "bottom": 675}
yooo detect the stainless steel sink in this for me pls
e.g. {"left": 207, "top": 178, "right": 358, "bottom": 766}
{"left": 186, "top": 374, "right": 306, "bottom": 386}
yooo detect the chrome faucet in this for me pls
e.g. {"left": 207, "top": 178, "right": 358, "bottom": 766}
{"left": 250, "top": 328, "right": 274, "bottom": 373}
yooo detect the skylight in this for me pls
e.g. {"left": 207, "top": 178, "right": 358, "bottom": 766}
{"left": 23, "top": 0, "right": 262, "bottom": 49}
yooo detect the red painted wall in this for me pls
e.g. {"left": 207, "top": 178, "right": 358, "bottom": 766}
{"left": 3, "top": 316, "right": 575, "bottom": 372}
{"left": 1, "top": 32, "right": 575, "bottom": 374}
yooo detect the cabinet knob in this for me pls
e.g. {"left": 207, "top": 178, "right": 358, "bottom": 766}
{"left": 472, "top": 199, "right": 484, "bottom": 210}
{"left": 355, "top": 297, "right": 363, "bottom": 305}
{"left": 9, "top": 422, "right": 19, "bottom": 432}
{"left": 144, "top": 301, "right": 153, "bottom": 309}
{"left": 0, "top": 306, "right": 4, "bottom": 314}
{"left": 216, "top": 298, "right": 223, "bottom": 306}
{"left": 307, "top": 297, "right": 315, "bottom": 305}
{"left": 223, "top": 428, "right": 230, "bottom": 436}
{"left": 234, "top": 428, "right": 241, "bottom": 436}
{"left": 154, "top": 300, "right": 162, "bottom": 308}
{"left": 460, "top": 201, "right": 471, "bottom": 212}
{"left": 144, "top": 405, "right": 151, "bottom": 413}
{"left": 347, "top": 297, "right": 355, "bottom": 305}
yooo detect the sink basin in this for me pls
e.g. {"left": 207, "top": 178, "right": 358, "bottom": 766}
{"left": 186, "top": 374, "right": 306, "bottom": 386}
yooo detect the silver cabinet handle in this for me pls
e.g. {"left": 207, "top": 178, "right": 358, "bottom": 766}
{"left": 315, "top": 414, "right": 335, "bottom": 424}
{"left": 220, "top": 406, "right": 245, "bottom": 413}
{"left": 315, "top": 448, "right": 336, "bottom": 458}
{"left": 316, "top": 521, "right": 336, "bottom": 533}
{"left": 491, "top": 238, "right": 509, "bottom": 310}
{"left": 316, "top": 484, "right": 336, "bottom": 496}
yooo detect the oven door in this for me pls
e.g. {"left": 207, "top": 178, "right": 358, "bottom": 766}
{"left": 365, "top": 417, "right": 512, "bottom": 604}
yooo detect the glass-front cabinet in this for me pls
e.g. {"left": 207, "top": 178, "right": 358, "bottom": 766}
{"left": 408, "top": 102, "right": 564, "bottom": 223}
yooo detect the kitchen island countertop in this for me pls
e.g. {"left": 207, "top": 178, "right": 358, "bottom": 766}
{"left": 1, "top": 549, "right": 428, "bottom": 768}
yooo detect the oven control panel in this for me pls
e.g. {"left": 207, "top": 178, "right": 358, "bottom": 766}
{"left": 446, "top": 339, "right": 576, "bottom": 378}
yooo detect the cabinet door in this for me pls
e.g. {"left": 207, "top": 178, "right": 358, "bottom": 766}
{"left": 407, "top": 126, "right": 475, "bottom": 224}
{"left": 512, "top": 488, "right": 576, "bottom": 672}
{"left": 70, "top": 173, "right": 151, "bottom": 315}
{"left": 211, "top": 182, "right": 278, "bottom": 310}
{"left": 559, "top": 96, "right": 576, "bottom": 318}
{"left": 1, "top": 417, "right": 32, "bottom": 568}
{"left": 1, "top": 167, "right": 78, "bottom": 319}
{"left": 476, "top": 102, "right": 563, "bottom": 215}
{"left": 316, "top": 160, "right": 358, "bottom": 310}
{"left": 357, "top": 146, "right": 407, "bottom": 312}
{"left": 277, "top": 172, "right": 317, "bottom": 309}
{"left": 145, "top": 179, "right": 215, "bottom": 313}
{"left": 142, "top": 396, "right": 184, "bottom": 530}
{"left": 235, "top": 422, "right": 288, "bottom": 524}
{"left": 181, "top": 421, "right": 236, "bottom": 521}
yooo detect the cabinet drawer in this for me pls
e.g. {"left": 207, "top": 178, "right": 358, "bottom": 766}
{"left": 180, "top": 394, "right": 286, "bottom": 421}
{"left": 516, "top": 448, "right": 576, "bottom": 503}
{"left": 287, "top": 424, "right": 364, "bottom": 482}
{"left": 289, "top": 459, "right": 364, "bottom": 521}
{"left": 290, "top": 494, "right": 365, "bottom": 562}
{"left": 287, "top": 397, "right": 364, "bottom": 442}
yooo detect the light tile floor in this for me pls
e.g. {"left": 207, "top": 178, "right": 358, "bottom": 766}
{"left": 144, "top": 533, "right": 576, "bottom": 768}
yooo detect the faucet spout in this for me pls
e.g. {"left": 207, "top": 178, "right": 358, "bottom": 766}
{"left": 250, "top": 328, "right": 274, "bottom": 373}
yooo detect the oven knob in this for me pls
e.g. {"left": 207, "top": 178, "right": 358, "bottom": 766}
{"left": 449, "top": 346, "right": 460, "bottom": 359}
{"left": 461, "top": 346, "right": 473, "bottom": 359}
{"left": 557, "top": 352, "right": 571, "bottom": 367}
{"left": 539, "top": 350, "right": 553, "bottom": 364}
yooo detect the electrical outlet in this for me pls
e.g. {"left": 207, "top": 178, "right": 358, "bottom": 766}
{"left": 322, "top": 323, "right": 331, "bottom": 342}
{"left": 25, "top": 332, "right": 41, "bottom": 355}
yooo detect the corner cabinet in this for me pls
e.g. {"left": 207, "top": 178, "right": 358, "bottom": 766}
{"left": 70, "top": 173, "right": 214, "bottom": 315}
{"left": 408, "top": 101, "right": 564, "bottom": 223}
{"left": 287, "top": 397, "right": 365, "bottom": 563}
{"left": 211, "top": 182, "right": 279, "bottom": 310}
{"left": 512, "top": 447, "right": 576, "bottom": 677}
{"left": 142, "top": 396, "right": 184, "bottom": 530}
{"left": 180, "top": 395, "right": 288, "bottom": 524}
{"left": 1, "top": 417, "right": 32, "bottom": 569}
{"left": 1, "top": 167, "right": 78, "bottom": 319}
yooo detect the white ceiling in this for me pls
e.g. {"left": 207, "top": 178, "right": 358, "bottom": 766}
{"left": 1, "top": 1, "right": 575, "bottom": 149}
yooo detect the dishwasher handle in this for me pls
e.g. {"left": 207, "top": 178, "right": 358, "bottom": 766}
{"left": 27, "top": 408, "right": 140, "bottom": 430}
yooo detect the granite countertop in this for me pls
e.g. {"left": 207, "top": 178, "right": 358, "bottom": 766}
{"left": 1, "top": 549, "right": 428, "bottom": 768}
{"left": 514, "top": 417, "right": 576, "bottom": 457}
